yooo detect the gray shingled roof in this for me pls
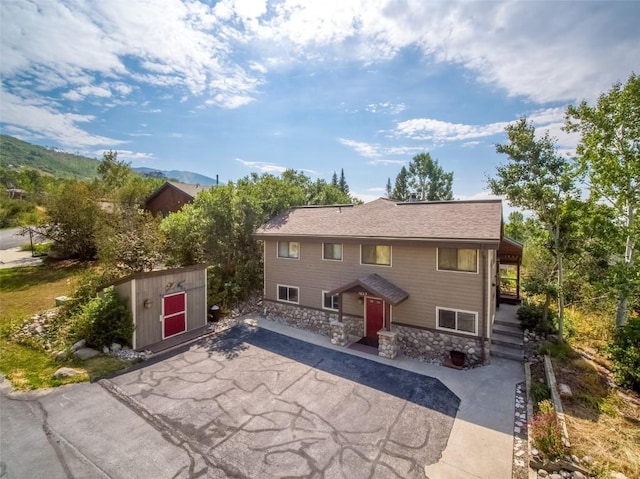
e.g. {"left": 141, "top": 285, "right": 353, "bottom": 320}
{"left": 166, "top": 181, "right": 208, "bottom": 198}
{"left": 329, "top": 273, "right": 409, "bottom": 305}
{"left": 255, "top": 198, "right": 502, "bottom": 242}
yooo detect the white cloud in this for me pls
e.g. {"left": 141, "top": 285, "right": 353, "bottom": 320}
{"left": 456, "top": 190, "right": 522, "bottom": 219}
{"left": 395, "top": 118, "right": 509, "bottom": 142}
{"left": 365, "top": 102, "right": 406, "bottom": 114}
{"left": 338, "top": 138, "right": 381, "bottom": 158}
{"left": 252, "top": 1, "right": 639, "bottom": 103}
{"left": 235, "top": 158, "right": 287, "bottom": 173}
{"left": 94, "top": 149, "right": 155, "bottom": 162}
{"left": 368, "top": 159, "right": 406, "bottom": 166}
{"left": 0, "top": 88, "right": 124, "bottom": 147}
{"left": 351, "top": 191, "right": 382, "bottom": 203}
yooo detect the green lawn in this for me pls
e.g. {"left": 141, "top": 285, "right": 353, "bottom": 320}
{"left": 0, "top": 261, "right": 131, "bottom": 390}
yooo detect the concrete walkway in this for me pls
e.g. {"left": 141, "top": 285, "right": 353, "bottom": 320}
{"left": 248, "top": 316, "right": 525, "bottom": 479}
{"left": 0, "top": 247, "right": 43, "bottom": 268}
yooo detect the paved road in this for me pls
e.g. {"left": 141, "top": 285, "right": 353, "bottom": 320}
{"left": 0, "top": 226, "right": 44, "bottom": 250}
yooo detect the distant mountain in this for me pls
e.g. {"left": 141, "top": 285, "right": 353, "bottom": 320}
{"left": 0, "top": 134, "right": 99, "bottom": 179}
{"left": 0, "top": 135, "right": 219, "bottom": 185}
{"left": 133, "top": 167, "right": 219, "bottom": 186}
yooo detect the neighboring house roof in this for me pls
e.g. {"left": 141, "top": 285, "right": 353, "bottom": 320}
{"left": 329, "top": 273, "right": 409, "bottom": 306}
{"left": 146, "top": 181, "right": 209, "bottom": 203}
{"left": 255, "top": 198, "right": 503, "bottom": 243}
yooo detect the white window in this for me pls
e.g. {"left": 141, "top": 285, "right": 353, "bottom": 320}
{"left": 361, "top": 244, "right": 391, "bottom": 266}
{"left": 322, "top": 291, "right": 340, "bottom": 311}
{"left": 277, "top": 284, "right": 299, "bottom": 304}
{"left": 437, "top": 248, "right": 478, "bottom": 273}
{"left": 278, "top": 241, "right": 299, "bottom": 259}
{"left": 323, "top": 243, "right": 343, "bottom": 261}
{"left": 436, "top": 307, "right": 478, "bottom": 335}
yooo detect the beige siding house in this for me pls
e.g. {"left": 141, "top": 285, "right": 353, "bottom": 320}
{"left": 255, "top": 198, "right": 505, "bottom": 366}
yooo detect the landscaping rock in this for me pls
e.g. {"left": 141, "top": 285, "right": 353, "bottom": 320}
{"left": 53, "top": 367, "right": 83, "bottom": 379}
{"left": 54, "top": 351, "right": 68, "bottom": 361}
{"left": 74, "top": 347, "right": 100, "bottom": 360}
{"left": 70, "top": 339, "right": 86, "bottom": 352}
{"left": 538, "top": 469, "right": 549, "bottom": 477}
{"left": 559, "top": 383, "right": 573, "bottom": 398}
{"left": 581, "top": 456, "right": 593, "bottom": 466}
{"left": 103, "top": 346, "right": 110, "bottom": 354}
{"left": 571, "top": 472, "right": 586, "bottom": 479}
{"left": 610, "top": 473, "right": 628, "bottom": 479}
{"left": 549, "top": 474, "right": 562, "bottom": 479}
{"left": 110, "top": 343, "right": 122, "bottom": 351}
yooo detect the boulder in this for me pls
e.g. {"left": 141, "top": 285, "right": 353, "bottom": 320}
{"left": 110, "top": 343, "right": 122, "bottom": 352}
{"left": 559, "top": 383, "right": 573, "bottom": 398}
{"left": 74, "top": 347, "right": 100, "bottom": 360}
{"left": 70, "top": 339, "right": 86, "bottom": 352}
{"left": 52, "top": 367, "right": 83, "bottom": 379}
{"left": 54, "top": 351, "right": 68, "bottom": 362}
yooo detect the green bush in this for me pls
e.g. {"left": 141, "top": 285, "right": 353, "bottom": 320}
{"left": 530, "top": 381, "right": 551, "bottom": 405}
{"left": 67, "top": 287, "right": 134, "bottom": 349}
{"left": 517, "top": 303, "right": 557, "bottom": 334}
{"left": 608, "top": 317, "right": 640, "bottom": 392}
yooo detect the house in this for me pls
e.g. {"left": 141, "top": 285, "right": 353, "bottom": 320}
{"left": 255, "top": 198, "right": 521, "bottom": 366}
{"left": 109, "top": 264, "right": 208, "bottom": 350}
{"left": 144, "top": 181, "right": 210, "bottom": 217}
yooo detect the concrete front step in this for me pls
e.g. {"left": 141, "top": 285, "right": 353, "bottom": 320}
{"left": 492, "top": 332, "right": 523, "bottom": 348}
{"left": 492, "top": 322, "right": 522, "bottom": 338}
{"left": 491, "top": 343, "right": 524, "bottom": 361}
{"left": 494, "top": 316, "right": 521, "bottom": 327}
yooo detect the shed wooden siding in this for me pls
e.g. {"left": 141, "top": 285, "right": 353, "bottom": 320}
{"left": 113, "top": 267, "right": 207, "bottom": 349}
{"left": 263, "top": 240, "right": 488, "bottom": 334}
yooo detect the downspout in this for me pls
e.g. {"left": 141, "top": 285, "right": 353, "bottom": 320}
{"left": 481, "top": 249, "right": 487, "bottom": 365}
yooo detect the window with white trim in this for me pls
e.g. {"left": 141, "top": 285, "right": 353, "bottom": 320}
{"left": 323, "top": 243, "right": 343, "bottom": 261}
{"left": 361, "top": 244, "right": 391, "bottom": 266}
{"left": 437, "top": 248, "right": 478, "bottom": 273}
{"left": 277, "top": 285, "right": 299, "bottom": 303}
{"left": 322, "top": 291, "right": 340, "bottom": 311}
{"left": 278, "top": 241, "right": 299, "bottom": 259}
{"left": 436, "top": 307, "right": 477, "bottom": 335}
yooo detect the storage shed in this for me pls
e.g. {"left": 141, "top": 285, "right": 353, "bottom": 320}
{"left": 110, "top": 264, "right": 208, "bottom": 350}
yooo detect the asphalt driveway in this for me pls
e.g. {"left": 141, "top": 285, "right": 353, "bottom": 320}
{"left": 109, "top": 325, "right": 460, "bottom": 478}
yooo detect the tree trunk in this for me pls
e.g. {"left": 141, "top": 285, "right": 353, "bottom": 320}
{"left": 542, "top": 293, "right": 551, "bottom": 329}
{"left": 555, "top": 223, "right": 565, "bottom": 342}
{"left": 616, "top": 202, "right": 635, "bottom": 328}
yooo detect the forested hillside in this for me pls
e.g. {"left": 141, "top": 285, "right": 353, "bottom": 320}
{"left": 0, "top": 134, "right": 99, "bottom": 179}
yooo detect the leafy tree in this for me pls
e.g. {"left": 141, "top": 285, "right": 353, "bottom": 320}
{"left": 97, "top": 150, "right": 132, "bottom": 192}
{"left": 392, "top": 166, "right": 410, "bottom": 201}
{"left": 98, "top": 209, "right": 164, "bottom": 274}
{"left": 565, "top": 73, "right": 640, "bottom": 327}
{"left": 488, "top": 118, "right": 578, "bottom": 341}
{"left": 407, "top": 152, "right": 453, "bottom": 201}
{"left": 504, "top": 211, "right": 527, "bottom": 242}
{"left": 41, "top": 181, "right": 102, "bottom": 260}
{"left": 338, "top": 168, "right": 349, "bottom": 195}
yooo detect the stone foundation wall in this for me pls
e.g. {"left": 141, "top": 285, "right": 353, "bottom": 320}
{"left": 263, "top": 301, "right": 363, "bottom": 338}
{"left": 394, "top": 324, "right": 490, "bottom": 366}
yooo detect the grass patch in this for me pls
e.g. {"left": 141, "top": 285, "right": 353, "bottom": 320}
{"left": 551, "top": 349, "right": 640, "bottom": 478}
{"left": 530, "top": 380, "right": 551, "bottom": 406}
{"left": 18, "top": 241, "right": 53, "bottom": 255}
{"left": 538, "top": 340, "right": 576, "bottom": 362}
{"left": 0, "top": 261, "right": 132, "bottom": 390}
{"left": 0, "top": 261, "right": 88, "bottom": 327}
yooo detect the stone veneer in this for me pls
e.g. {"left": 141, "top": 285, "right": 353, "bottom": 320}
{"left": 394, "top": 324, "right": 491, "bottom": 366}
{"left": 263, "top": 301, "right": 490, "bottom": 366}
{"left": 263, "top": 301, "right": 363, "bottom": 338}
{"left": 377, "top": 330, "right": 398, "bottom": 359}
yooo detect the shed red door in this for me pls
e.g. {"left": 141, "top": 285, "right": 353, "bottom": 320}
{"left": 163, "top": 292, "right": 186, "bottom": 338}
{"left": 365, "top": 297, "right": 384, "bottom": 339}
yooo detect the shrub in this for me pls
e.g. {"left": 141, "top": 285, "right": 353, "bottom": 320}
{"left": 517, "top": 303, "right": 557, "bottom": 334}
{"left": 530, "top": 381, "right": 551, "bottom": 405}
{"left": 66, "top": 287, "right": 134, "bottom": 349}
{"left": 530, "top": 399, "right": 565, "bottom": 460}
{"left": 608, "top": 317, "right": 640, "bottom": 392}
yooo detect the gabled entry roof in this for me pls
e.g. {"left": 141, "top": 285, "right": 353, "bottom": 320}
{"left": 329, "top": 273, "right": 409, "bottom": 306}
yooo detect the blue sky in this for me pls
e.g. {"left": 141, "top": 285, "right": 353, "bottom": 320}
{"left": 1, "top": 1, "right": 639, "bottom": 204}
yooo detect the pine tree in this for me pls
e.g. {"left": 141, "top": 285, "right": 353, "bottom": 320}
{"left": 385, "top": 178, "right": 392, "bottom": 198}
{"left": 338, "top": 168, "right": 349, "bottom": 195}
{"left": 392, "top": 166, "right": 410, "bottom": 201}
{"left": 331, "top": 171, "right": 338, "bottom": 188}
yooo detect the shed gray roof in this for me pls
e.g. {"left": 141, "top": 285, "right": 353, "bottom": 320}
{"left": 255, "top": 198, "right": 502, "bottom": 243}
{"left": 329, "top": 273, "right": 409, "bottom": 305}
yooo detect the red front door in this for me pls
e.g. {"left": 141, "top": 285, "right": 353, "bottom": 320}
{"left": 163, "top": 292, "right": 186, "bottom": 338}
{"left": 365, "top": 297, "right": 384, "bottom": 340}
